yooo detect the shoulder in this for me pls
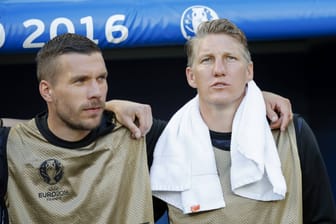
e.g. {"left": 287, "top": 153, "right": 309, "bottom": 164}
{"left": 94, "top": 111, "right": 117, "bottom": 136}
{"left": 292, "top": 114, "right": 319, "bottom": 158}
{"left": 292, "top": 113, "right": 310, "bottom": 136}
{"left": 147, "top": 118, "right": 167, "bottom": 141}
{"left": 152, "top": 119, "right": 167, "bottom": 133}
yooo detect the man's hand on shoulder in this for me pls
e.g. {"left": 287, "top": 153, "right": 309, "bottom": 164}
{"left": 105, "top": 100, "right": 153, "bottom": 139}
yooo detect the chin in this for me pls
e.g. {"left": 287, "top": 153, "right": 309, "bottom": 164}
{"left": 91, "top": 116, "right": 103, "bottom": 127}
{"left": 211, "top": 95, "right": 230, "bottom": 103}
{"left": 82, "top": 116, "right": 102, "bottom": 130}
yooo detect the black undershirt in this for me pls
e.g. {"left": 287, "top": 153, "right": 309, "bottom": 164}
{"left": 210, "top": 131, "right": 231, "bottom": 151}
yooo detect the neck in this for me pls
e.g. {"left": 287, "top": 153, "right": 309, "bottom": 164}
{"left": 47, "top": 116, "right": 90, "bottom": 142}
{"left": 200, "top": 106, "right": 235, "bottom": 133}
{"left": 199, "top": 99, "right": 242, "bottom": 133}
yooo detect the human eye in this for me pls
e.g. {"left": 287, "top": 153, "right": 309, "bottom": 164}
{"left": 200, "top": 56, "right": 212, "bottom": 64}
{"left": 74, "top": 77, "right": 86, "bottom": 85}
{"left": 97, "top": 74, "right": 107, "bottom": 82}
{"left": 226, "top": 55, "right": 237, "bottom": 61}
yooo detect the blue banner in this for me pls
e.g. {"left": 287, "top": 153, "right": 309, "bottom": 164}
{"left": 1, "top": 0, "right": 336, "bottom": 54}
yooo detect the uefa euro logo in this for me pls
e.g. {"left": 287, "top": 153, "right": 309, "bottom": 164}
{"left": 39, "top": 159, "right": 64, "bottom": 185}
{"left": 180, "top": 5, "right": 219, "bottom": 40}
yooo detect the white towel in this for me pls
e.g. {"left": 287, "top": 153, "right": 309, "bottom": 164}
{"left": 150, "top": 80, "right": 287, "bottom": 214}
{"left": 230, "top": 80, "right": 287, "bottom": 200}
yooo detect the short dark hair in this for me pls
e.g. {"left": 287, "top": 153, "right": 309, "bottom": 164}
{"left": 36, "top": 33, "right": 102, "bottom": 83}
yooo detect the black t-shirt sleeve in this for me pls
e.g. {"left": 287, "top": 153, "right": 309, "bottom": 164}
{"left": 294, "top": 114, "right": 336, "bottom": 223}
{"left": 145, "top": 118, "right": 168, "bottom": 221}
{"left": 0, "top": 127, "right": 10, "bottom": 197}
{"left": 0, "top": 127, "right": 10, "bottom": 224}
{"left": 145, "top": 118, "right": 167, "bottom": 168}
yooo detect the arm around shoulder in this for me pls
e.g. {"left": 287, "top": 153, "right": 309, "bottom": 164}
{"left": 262, "top": 91, "right": 293, "bottom": 131}
{"left": 105, "top": 100, "right": 153, "bottom": 139}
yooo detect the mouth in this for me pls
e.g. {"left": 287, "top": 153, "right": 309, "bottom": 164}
{"left": 83, "top": 100, "right": 104, "bottom": 110}
{"left": 83, "top": 106, "right": 103, "bottom": 116}
{"left": 211, "top": 81, "right": 229, "bottom": 88}
{"left": 84, "top": 107, "right": 102, "bottom": 112}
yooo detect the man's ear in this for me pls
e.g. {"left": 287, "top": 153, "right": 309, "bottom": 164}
{"left": 39, "top": 80, "right": 52, "bottom": 102}
{"left": 247, "top": 61, "right": 254, "bottom": 81}
{"left": 186, "top": 67, "right": 197, "bottom": 89}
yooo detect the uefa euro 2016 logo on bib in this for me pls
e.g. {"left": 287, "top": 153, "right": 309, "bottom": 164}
{"left": 180, "top": 5, "right": 219, "bottom": 40}
{"left": 39, "top": 158, "right": 64, "bottom": 185}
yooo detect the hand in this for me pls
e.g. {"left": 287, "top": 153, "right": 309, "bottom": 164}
{"left": 105, "top": 100, "right": 153, "bottom": 139}
{"left": 262, "top": 91, "right": 293, "bottom": 131}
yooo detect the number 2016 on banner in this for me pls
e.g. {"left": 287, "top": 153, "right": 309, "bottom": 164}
{"left": 0, "top": 15, "right": 129, "bottom": 49}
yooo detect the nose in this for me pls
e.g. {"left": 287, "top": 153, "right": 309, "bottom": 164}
{"left": 213, "top": 59, "right": 226, "bottom": 76}
{"left": 88, "top": 80, "right": 104, "bottom": 99}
